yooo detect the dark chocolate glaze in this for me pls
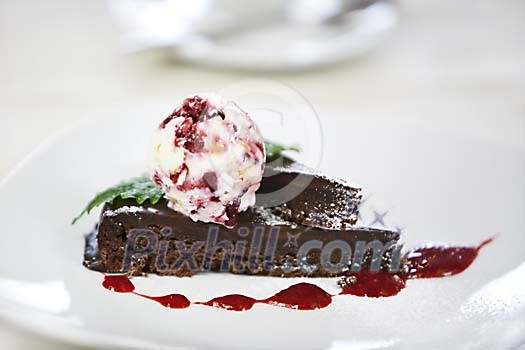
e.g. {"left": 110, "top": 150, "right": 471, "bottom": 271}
{"left": 86, "top": 162, "right": 397, "bottom": 277}
{"left": 258, "top": 159, "right": 362, "bottom": 228}
{"left": 92, "top": 199, "right": 400, "bottom": 277}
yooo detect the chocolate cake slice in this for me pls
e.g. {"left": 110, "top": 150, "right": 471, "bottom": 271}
{"left": 85, "top": 163, "right": 402, "bottom": 278}
{"left": 258, "top": 159, "right": 362, "bottom": 229}
{"left": 79, "top": 94, "right": 403, "bottom": 279}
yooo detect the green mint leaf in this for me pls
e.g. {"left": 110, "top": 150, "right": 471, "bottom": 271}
{"left": 73, "top": 140, "right": 300, "bottom": 225}
{"left": 72, "top": 175, "right": 163, "bottom": 225}
{"left": 264, "top": 140, "right": 301, "bottom": 162}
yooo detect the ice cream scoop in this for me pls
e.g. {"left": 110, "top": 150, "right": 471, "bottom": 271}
{"left": 151, "top": 93, "right": 265, "bottom": 228}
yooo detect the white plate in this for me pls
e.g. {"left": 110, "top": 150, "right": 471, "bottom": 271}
{"left": 0, "top": 103, "right": 524, "bottom": 350}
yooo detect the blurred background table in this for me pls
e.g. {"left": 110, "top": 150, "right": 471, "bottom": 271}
{"left": 1, "top": 0, "right": 524, "bottom": 348}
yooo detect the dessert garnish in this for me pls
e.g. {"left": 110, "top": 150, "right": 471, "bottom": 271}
{"left": 75, "top": 93, "right": 494, "bottom": 312}
{"left": 72, "top": 139, "right": 299, "bottom": 226}
{"left": 152, "top": 93, "right": 266, "bottom": 228}
{"left": 72, "top": 175, "right": 162, "bottom": 225}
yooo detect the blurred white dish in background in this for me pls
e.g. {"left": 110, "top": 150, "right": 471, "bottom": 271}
{"left": 108, "top": 0, "right": 398, "bottom": 71}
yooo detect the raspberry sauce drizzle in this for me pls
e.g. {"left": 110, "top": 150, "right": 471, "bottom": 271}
{"left": 197, "top": 295, "right": 257, "bottom": 311}
{"left": 136, "top": 293, "right": 191, "bottom": 309}
{"left": 102, "top": 275, "right": 135, "bottom": 293}
{"left": 196, "top": 283, "right": 333, "bottom": 311}
{"left": 404, "top": 237, "right": 494, "bottom": 279}
{"left": 102, "top": 275, "right": 190, "bottom": 309}
{"left": 101, "top": 238, "right": 493, "bottom": 311}
{"left": 339, "top": 270, "right": 406, "bottom": 298}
